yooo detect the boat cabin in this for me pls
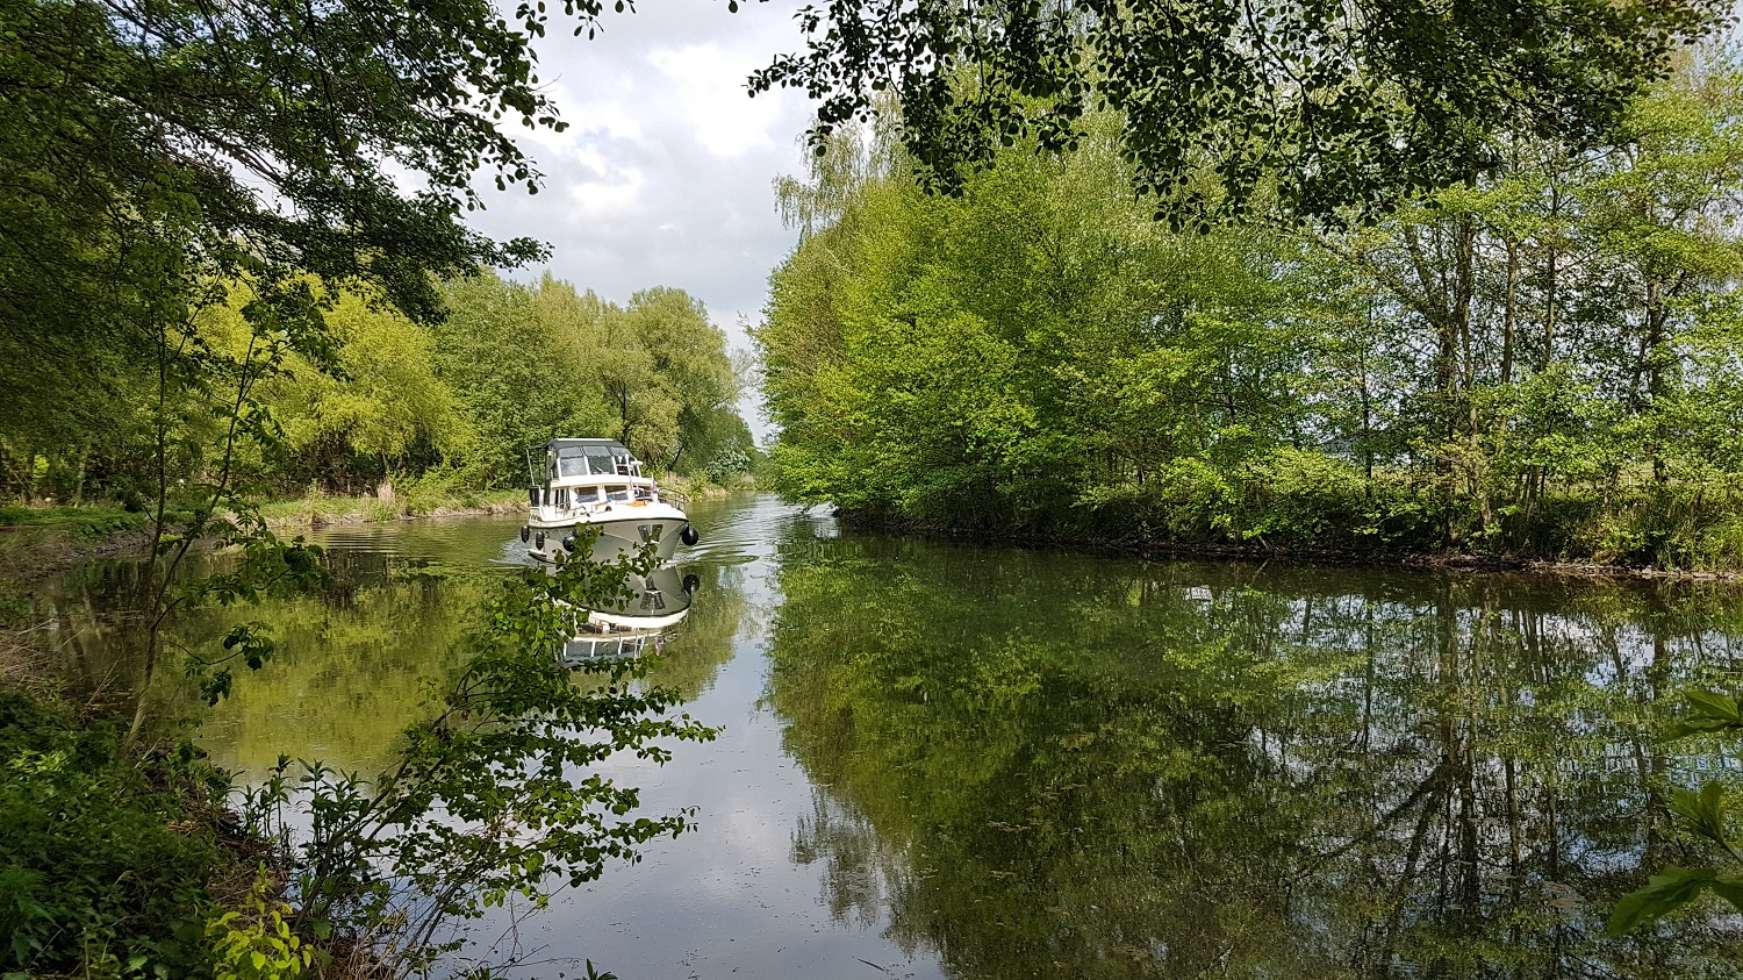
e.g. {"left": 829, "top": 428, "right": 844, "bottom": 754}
{"left": 529, "top": 438, "right": 662, "bottom": 513}
{"left": 545, "top": 438, "right": 642, "bottom": 482}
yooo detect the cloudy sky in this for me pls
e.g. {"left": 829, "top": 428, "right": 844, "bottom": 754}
{"left": 461, "top": 0, "right": 818, "bottom": 440}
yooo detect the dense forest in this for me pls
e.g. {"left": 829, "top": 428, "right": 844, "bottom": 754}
{"left": 758, "top": 52, "right": 1743, "bottom": 569}
{"left": 0, "top": 272, "right": 756, "bottom": 507}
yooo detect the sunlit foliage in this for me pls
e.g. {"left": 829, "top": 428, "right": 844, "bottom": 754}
{"left": 757, "top": 55, "right": 1743, "bottom": 568}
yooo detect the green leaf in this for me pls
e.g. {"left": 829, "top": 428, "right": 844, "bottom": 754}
{"left": 1709, "top": 877, "right": 1743, "bottom": 916}
{"left": 1669, "top": 781, "right": 1730, "bottom": 847}
{"left": 1667, "top": 689, "right": 1743, "bottom": 739}
{"left": 1607, "top": 866, "right": 1716, "bottom": 936}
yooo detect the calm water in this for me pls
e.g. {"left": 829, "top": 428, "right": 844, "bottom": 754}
{"left": 31, "top": 493, "right": 1743, "bottom": 977}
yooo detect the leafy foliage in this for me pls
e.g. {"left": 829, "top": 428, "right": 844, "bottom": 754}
{"left": 750, "top": 0, "right": 1726, "bottom": 223}
{"left": 756, "top": 55, "right": 1743, "bottom": 568}
{"left": 235, "top": 538, "right": 718, "bottom": 972}
{"left": 206, "top": 866, "right": 311, "bottom": 980}
{"left": 430, "top": 273, "right": 749, "bottom": 487}
{"left": 0, "top": 691, "right": 228, "bottom": 976}
{"left": 0, "top": 0, "right": 602, "bottom": 497}
{"left": 0, "top": 271, "right": 756, "bottom": 505}
{"left": 1608, "top": 690, "right": 1743, "bottom": 937}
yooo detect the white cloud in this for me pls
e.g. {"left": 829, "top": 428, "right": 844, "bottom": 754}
{"left": 646, "top": 43, "right": 782, "bottom": 159}
{"left": 457, "top": 0, "right": 814, "bottom": 438}
{"left": 568, "top": 166, "right": 646, "bottom": 218}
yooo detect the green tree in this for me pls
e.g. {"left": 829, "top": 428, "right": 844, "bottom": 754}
{"left": 262, "top": 290, "right": 475, "bottom": 494}
{"left": 618, "top": 288, "right": 740, "bottom": 471}
{"left": 433, "top": 273, "right": 615, "bottom": 487}
{"left": 0, "top": 0, "right": 603, "bottom": 480}
{"left": 751, "top": 0, "right": 1724, "bottom": 223}
{"left": 757, "top": 54, "right": 1743, "bottom": 569}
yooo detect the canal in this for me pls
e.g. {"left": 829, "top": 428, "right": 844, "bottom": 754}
{"left": 31, "top": 493, "right": 1743, "bottom": 977}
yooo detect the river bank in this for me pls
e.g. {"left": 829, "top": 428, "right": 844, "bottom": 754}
{"left": 0, "top": 683, "right": 280, "bottom": 977}
{"left": 0, "top": 476, "right": 751, "bottom": 583}
{"left": 830, "top": 508, "right": 1743, "bottom": 583}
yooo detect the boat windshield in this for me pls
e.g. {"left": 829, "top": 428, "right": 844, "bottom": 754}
{"left": 554, "top": 447, "right": 629, "bottom": 478}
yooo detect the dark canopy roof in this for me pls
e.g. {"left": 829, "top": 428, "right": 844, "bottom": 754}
{"left": 545, "top": 438, "right": 629, "bottom": 454}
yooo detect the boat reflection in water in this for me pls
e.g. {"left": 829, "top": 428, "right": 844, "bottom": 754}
{"left": 559, "top": 564, "right": 699, "bottom": 667}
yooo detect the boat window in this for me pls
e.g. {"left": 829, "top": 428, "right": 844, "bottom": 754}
{"left": 556, "top": 450, "right": 588, "bottom": 478}
{"left": 584, "top": 450, "right": 618, "bottom": 475}
{"left": 605, "top": 485, "right": 632, "bottom": 502}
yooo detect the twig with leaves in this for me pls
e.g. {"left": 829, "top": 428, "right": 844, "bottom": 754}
{"left": 1608, "top": 689, "right": 1743, "bottom": 935}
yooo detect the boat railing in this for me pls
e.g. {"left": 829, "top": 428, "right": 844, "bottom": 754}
{"left": 530, "top": 482, "right": 687, "bottom": 513}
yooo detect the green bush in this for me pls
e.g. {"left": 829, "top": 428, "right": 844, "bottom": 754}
{"left": 0, "top": 690, "right": 229, "bottom": 977}
{"left": 206, "top": 866, "right": 311, "bottom": 980}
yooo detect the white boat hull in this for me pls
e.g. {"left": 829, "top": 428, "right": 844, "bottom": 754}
{"left": 526, "top": 506, "right": 689, "bottom": 565}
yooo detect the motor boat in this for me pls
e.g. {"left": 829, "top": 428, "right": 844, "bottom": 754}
{"left": 520, "top": 438, "right": 699, "bottom": 565}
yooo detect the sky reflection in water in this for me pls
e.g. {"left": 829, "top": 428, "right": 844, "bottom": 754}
{"left": 41, "top": 494, "right": 1743, "bottom": 978}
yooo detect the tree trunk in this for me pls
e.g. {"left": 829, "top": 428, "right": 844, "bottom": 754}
{"left": 1500, "top": 240, "right": 1518, "bottom": 385}
{"left": 1543, "top": 185, "right": 1562, "bottom": 371}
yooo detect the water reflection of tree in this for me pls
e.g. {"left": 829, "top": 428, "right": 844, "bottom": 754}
{"left": 20, "top": 536, "right": 748, "bottom": 780}
{"left": 190, "top": 573, "right": 484, "bottom": 776}
{"left": 766, "top": 541, "right": 1743, "bottom": 978}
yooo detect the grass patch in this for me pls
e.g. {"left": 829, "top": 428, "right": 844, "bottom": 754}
{"left": 256, "top": 487, "right": 524, "bottom": 527}
{"left": 0, "top": 504, "right": 151, "bottom": 538}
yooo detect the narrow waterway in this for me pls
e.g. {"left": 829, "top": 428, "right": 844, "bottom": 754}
{"left": 30, "top": 493, "right": 1743, "bottom": 977}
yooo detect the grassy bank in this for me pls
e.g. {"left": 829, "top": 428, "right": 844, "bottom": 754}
{"left": 658, "top": 471, "right": 755, "bottom": 502}
{"left": 0, "top": 504, "right": 163, "bottom": 579}
{"left": 0, "top": 489, "right": 528, "bottom": 580}
{"left": 1, "top": 475, "right": 752, "bottom": 578}
{"left": 0, "top": 643, "right": 289, "bottom": 978}
{"left": 256, "top": 486, "right": 525, "bottom": 528}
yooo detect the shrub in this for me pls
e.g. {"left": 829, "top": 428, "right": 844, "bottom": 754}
{"left": 207, "top": 866, "right": 311, "bottom": 980}
{"left": 0, "top": 690, "right": 229, "bottom": 977}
